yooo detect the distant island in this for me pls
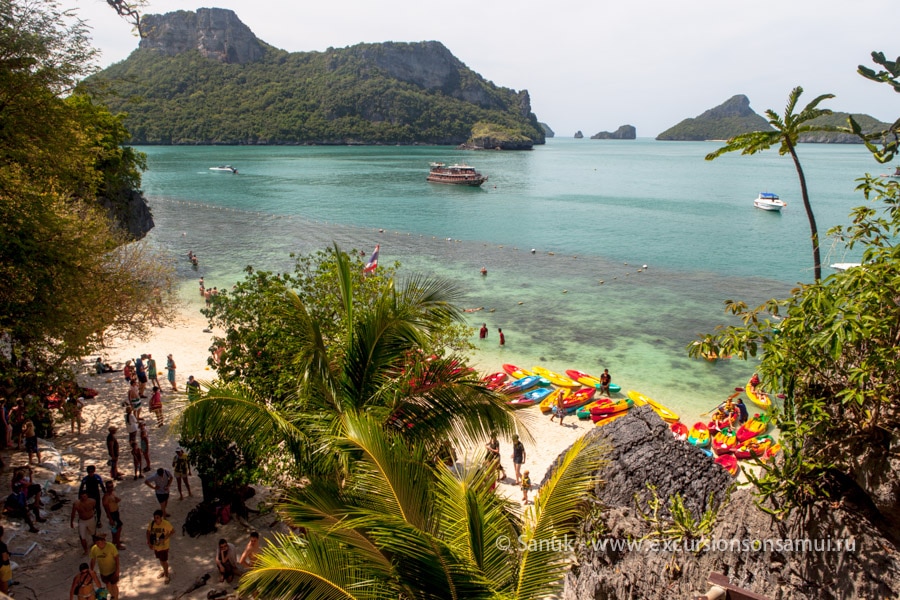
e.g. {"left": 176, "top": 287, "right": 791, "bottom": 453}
{"left": 90, "top": 8, "right": 544, "bottom": 148}
{"left": 656, "top": 94, "right": 888, "bottom": 143}
{"left": 591, "top": 125, "right": 636, "bottom": 140}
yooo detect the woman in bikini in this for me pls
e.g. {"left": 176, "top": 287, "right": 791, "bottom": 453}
{"left": 69, "top": 562, "right": 101, "bottom": 600}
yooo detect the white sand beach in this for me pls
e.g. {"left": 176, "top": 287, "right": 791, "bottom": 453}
{"left": 5, "top": 303, "right": 598, "bottom": 599}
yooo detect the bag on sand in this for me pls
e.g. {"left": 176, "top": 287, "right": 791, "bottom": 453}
{"left": 182, "top": 502, "right": 217, "bottom": 538}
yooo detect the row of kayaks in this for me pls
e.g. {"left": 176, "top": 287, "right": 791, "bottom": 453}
{"left": 669, "top": 413, "right": 780, "bottom": 477}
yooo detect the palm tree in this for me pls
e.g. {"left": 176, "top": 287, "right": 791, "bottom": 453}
{"left": 706, "top": 86, "right": 836, "bottom": 281}
{"left": 239, "top": 412, "right": 605, "bottom": 600}
{"left": 179, "top": 244, "right": 523, "bottom": 481}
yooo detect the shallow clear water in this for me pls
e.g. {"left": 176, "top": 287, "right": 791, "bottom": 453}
{"left": 139, "top": 139, "right": 877, "bottom": 423}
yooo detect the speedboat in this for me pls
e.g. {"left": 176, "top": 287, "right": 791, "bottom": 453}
{"left": 754, "top": 192, "right": 786, "bottom": 211}
{"left": 210, "top": 165, "right": 238, "bottom": 174}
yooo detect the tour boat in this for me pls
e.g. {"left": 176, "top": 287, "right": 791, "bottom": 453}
{"left": 426, "top": 162, "right": 487, "bottom": 186}
{"left": 753, "top": 192, "right": 786, "bottom": 211}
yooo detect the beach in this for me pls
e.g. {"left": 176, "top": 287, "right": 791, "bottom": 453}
{"left": 5, "top": 301, "right": 600, "bottom": 599}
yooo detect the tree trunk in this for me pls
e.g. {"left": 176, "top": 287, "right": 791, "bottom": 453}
{"left": 787, "top": 141, "right": 821, "bottom": 281}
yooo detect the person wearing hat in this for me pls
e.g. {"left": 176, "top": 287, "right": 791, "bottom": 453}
{"left": 106, "top": 426, "right": 123, "bottom": 482}
{"left": 89, "top": 532, "right": 120, "bottom": 600}
{"left": 165, "top": 354, "right": 177, "bottom": 392}
{"left": 172, "top": 448, "right": 192, "bottom": 500}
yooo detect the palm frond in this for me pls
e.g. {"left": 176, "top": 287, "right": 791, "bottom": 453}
{"left": 513, "top": 434, "right": 607, "bottom": 599}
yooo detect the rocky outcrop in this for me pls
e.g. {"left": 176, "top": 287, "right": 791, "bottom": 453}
{"left": 656, "top": 94, "right": 771, "bottom": 141}
{"left": 140, "top": 8, "right": 267, "bottom": 64}
{"left": 99, "top": 189, "right": 154, "bottom": 240}
{"left": 591, "top": 125, "right": 636, "bottom": 140}
{"left": 574, "top": 131, "right": 584, "bottom": 139}
{"left": 557, "top": 407, "right": 900, "bottom": 600}
{"left": 540, "top": 123, "right": 555, "bottom": 138}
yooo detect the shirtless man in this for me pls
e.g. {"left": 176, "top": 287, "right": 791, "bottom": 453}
{"left": 239, "top": 531, "right": 262, "bottom": 568}
{"left": 69, "top": 562, "right": 101, "bottom": 600}
{"left": 71, "top": 492, "right": 98, "bottom": 555}
{"left": 102, "top": 480, "right": 124, "bottom": 549}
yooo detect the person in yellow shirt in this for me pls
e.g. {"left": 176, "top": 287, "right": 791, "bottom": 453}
{"left": 146, "top": 510, "right": 174, "bottom": 584}
{"left": 89, "top": 533, "right": 120, "bottom": 600}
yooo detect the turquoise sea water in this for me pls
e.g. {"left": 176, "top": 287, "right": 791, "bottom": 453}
{"left": 138, "top": 139, "right": 877, "bottom": 423}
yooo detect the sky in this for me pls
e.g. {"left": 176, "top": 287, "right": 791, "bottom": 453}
{"left": 60, "top": 0, "right": 899, "bottom": 137}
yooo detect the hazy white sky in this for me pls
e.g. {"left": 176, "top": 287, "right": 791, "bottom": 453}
{"left": 62, "top": 0, "right": 898, "bottom": 137}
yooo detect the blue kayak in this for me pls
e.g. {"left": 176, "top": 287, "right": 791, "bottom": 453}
{"left": 509, "top": 386, "right": 554, "bottom": 407}
{"left": 502, "top": 375, "right": 541, "bottom": 394}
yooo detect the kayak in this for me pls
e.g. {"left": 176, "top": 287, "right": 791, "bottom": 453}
{"left": 745, "top": 377, "right": 773, "bottom": 411}
{"left": 626, "top": 390, "right": 680, "bottom": 423}
{"left": 715, "top": 454, "right": 739, "bottom": 476}
{"left": 502, "top": 363, "right": 533, "bottom": 379}
{"left": 564, "top": 369, "right": 622, "bottom": 394}
{"left": 531, "top": 366, "right": 581, "bottom": 388}
{"left": 500, "top": 375, "right": 541, "bottom": 395}
{"left": 481, "top": 372, "right": 508, "bottom": 390}
{"left": 588, "top": 398, "right": 634, "bottom": 421}
{"left": 736, "top": 414, "right": 770, "bottom": 444}
{"left": 687, "top": 422, "right": 711, "bottom": 447}
{"left": 711, "top": 428, "right": 737, "bottom": 456}
{"left": 593, "top": 412, "right": 627, "bottom": 427}
{"left": 671, "top": 421, "right": 689, "bottom": 441}
{"left": 540, "top": 388, "right": 571, "bottom": 414}
{"left": 557, "top": 387, "right": 596, "bottom": 414}
{"left": 508, "top": 387, "right": 554, "bottom": 407}
{"left": 733, "top": 434, "right": 777, "bottom": 460}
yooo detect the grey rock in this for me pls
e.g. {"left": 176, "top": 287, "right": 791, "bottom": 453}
{"left": 574, "top": 131, "right": 584, "bottom": 139}
{"left": 140, "top": 8, "right": 266, "bottom": 64}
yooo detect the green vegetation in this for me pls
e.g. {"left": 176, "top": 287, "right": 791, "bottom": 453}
{"left": 182, "top": 244, "right": 522, "bottom": 484}
{"left": 706, "top": 87, "right": 837, "bottom": 281}
{"left": 657, "top": 115, "right": 772, "bottom": 141}
{"left": 691, "top": 55, "right": 900, "bottom": 535}
{"left": 0, "top": 0, "right": 176, "bottom": 395}
{"left": 89, "top": 43, "right": 544, "bottom": 145}
{"left": 240, "top": 413, "right": 603, "bottom": 599}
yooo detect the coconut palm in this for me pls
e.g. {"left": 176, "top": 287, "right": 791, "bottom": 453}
{"left": 179, "top": 244, "right": 523, "bottom": 480}
{"left": 706, "top": 86, "right": 836, "bottom": 281}
{"left": 240, "top": 411, "right": 604, "bottom": 600}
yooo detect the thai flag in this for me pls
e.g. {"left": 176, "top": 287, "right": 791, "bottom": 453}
{"left": 364, "top": 244, "right": 380, "bottom": 273}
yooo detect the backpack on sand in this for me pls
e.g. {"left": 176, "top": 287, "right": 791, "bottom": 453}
{"left": 182, "top": 502, "right": 217, "bottom": 538}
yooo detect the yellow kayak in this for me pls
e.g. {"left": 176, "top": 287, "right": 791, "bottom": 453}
{"left": 745, "top": 377, "right": 773, "bottom": 411}
{"left": 627, "top": 390, "right": 680, "bottom": 424}
{"left": 593, "top": 412, "right": 627, "bottom": 427}
{"left": 540, "top": 388, "right": 571, "bottom": 414}
{"left": 531, "top": 366, "right": 580, "bottom": 388}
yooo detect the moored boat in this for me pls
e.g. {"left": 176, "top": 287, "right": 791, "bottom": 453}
{"left": 687, "top": 422, "right": 711, "bottom": 447}
{"left": 531, "top": 366, "right": 581, "bottom": 388}
{"left": 426, "top": 162, "right": 487, "bottom": 186}
{"left": 735, "top": 414, "right": 770, "bottom": 444}
{"left": 754, "top": 192, "right": 786, "bottom": 211}
{"left": 508, "top": 387, "right": 554, "bottom": 407}
{"left": 500, "top": 375, "right": 541, "bottom": 395}
{"left": 733, "top": 434, "right": 777, "bottom": 460}
{"left": 565, "top": 369, "right": 622, "bottom": 393}
{"left": 711, "top": 428, "right": 737, "bottom": 455}
{"left": 587, "top": 397, "right": 634, "bottom": 421}
{"left": 745, "top": 376, "right": 773, "bottom": 410}
{"left": 626, "top": 390, "right": 680, "bottom": 423}
{"left": 593, "top": 412, "right": 628, "bottom": 427}
{"left": 715, "top": 453, "right": 739, "bottom": 476}
{"left": 481, "top": 372, "right": 508, "bottom": 390}
{"left": 671, "top": 421, "right": 689, "bottom": 441}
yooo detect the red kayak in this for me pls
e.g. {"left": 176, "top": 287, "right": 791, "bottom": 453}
{"left": 670, "top": 421, "right": 688, "bottom": 441}
{"left": 481, "top": 371, "right": 508, "bottom": 390}
{"left": 715, "top": 454, "right": 739, "bottom": 476}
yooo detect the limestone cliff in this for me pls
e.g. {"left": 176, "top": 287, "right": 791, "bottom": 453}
{"left": 656, "top": 95, "right": 771, "bottom": 141}
{"left": 591, "top": 125, "right": 636, "bottom": 140}
{"left": 574, "top": 131, "right": 584, "bottom": 139}
{"left": 556, "top": 407, "right": 900, "bottom": 599}
{"left": 139, "top": 8, "right": 266, "bottom": 64}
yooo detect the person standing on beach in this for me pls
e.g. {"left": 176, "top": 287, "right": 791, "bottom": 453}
{"left": 599, "top": 369, "right": 611, "bottom": 396}
{"left": 149, "top": 386, "right": 164, "bottom": 427}
{"left": 23, "top": 419, "right": 41, "bottom": 465}
{"left": 147, "top": 354, "right": 160, "bottom": 390}
{"left": 186, "top": 375, "right": 201, "bottom": 400}
{"left": 102, "top": 480, "right": 124, "bottom": 550}
{"left": 0, "top": 526, "right": 11, "bottom": 594}
{"left": 71, "top": 491, "right": 98, "bottom": 555}
{"left": 139, "top": 420, "right": 151, "bottom": 471}
{"left": 9, "top": 398, "right": 25, "bottom": 450}
{"left": 479, "top": 323, "right": 488, "bottom": 339}
{"left": 511, "top": 434, "right": 526, "bottom": 485}
{"left": 125, "top": 406, "right": 138, "bottom": 446}
{"left": 549, "top": 389, "right": 565, "bottom": 426}
{"left": 69, "top": 562, "right": 102, "bottom": 600}
{"left": 130, "top": 441, "right": 143, "bottom": 480}
{"left": 122, "top": 360, "right": 134, "bottom": 384}
{"left": 166, "top": 354, "right": 177, "bottom": 392}
{"left": 106, "top": 426, "right": 123, "bottom": 481}
{"left": 135, "top": 354, "right": 148, "bottom": 398}
{"left": 89, "top": 532, "right": 120, "bottom": 600}
{"left": 79, "top": 465, "right": 104, "bottom": 525}
{"left": 521, "top": 470, "right": 532, "bottom": 504}
{"left": 498, "top": 328, "right": 505, "bottom": 346}
{"left": 146, "top": 509, "right": 174, "bottom": 584}
{"left": 145, "top": 467, "right": 174, "bottom": 517}
{"left": 484, "top": 433, "right": 506, "bottom": 481}
{"left": 172, "top": 448, "right": 192, "bottom": 500}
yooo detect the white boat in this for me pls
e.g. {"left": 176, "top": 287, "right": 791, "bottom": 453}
{"left": 209, "top": 165, "right": 238, "bottom": 174}
{"left": 829, "top": 262, "right": 862, "bottom": 271}
{"left": 754, "top": 192, "right": 786, "bottom": 211}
